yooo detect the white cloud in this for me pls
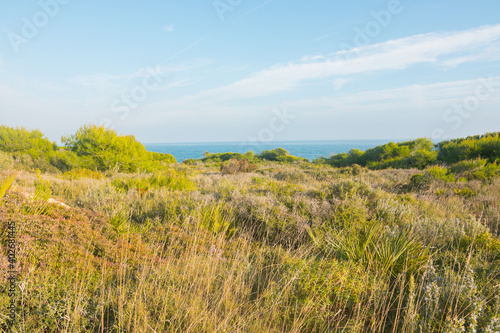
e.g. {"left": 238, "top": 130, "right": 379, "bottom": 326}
{"left": 440, "top": 45, "right": 500, "bottom": 69}
{"left": 332, "top": 78, "right": 349, "bottom": 91}
{"left": 168, "top": 24, "right": 500, "bottom": 106}
{"left": 289, "top": 76, "right": 500, "bottom": 113}
{"left": 70, "top": 65, "right": 192, "bottom": 90}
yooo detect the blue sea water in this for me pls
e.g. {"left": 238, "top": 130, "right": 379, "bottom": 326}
{"left": 144, "top": 140, "right": 393, "bottom": 162}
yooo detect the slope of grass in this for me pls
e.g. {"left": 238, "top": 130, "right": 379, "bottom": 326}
{"left": 0, "top": 159, "right": 499, "bottom": 332}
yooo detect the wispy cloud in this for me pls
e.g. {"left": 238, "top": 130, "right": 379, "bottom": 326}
{"left": 168, "top": 24, "right": 500, "bottom": 105}
{"left": 440, "top": 44, "right": 500, "bottom": 69}
{"left": 289, "top": 76, "right": 500, "bottom": 112}
{"left": 314, "top": 34, "right": 330, "bottom": 42}
{"left": 332, "top": 78, "right": 349, "bottom": 91}
{"left": 70, "top": 65, "right": 192, "bottom": 90}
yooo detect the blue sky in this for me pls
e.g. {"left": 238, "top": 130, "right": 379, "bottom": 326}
{"left": 1, "top": 0, "right": 500, "bottom": 143}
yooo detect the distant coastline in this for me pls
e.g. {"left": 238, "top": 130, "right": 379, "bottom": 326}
{"left": 144, "top": 139, "right": 405, "bottom": 162}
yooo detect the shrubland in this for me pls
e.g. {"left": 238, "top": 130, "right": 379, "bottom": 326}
{"left": 0, "top": 126, "right": 500, "bottom": 332}
{"left": 316, "top": 133, "right": 500, "bottom": 173}
{"left": 0, "top": 124, "right": 176, "bottom": 174}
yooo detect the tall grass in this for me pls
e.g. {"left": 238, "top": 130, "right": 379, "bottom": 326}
{"left": 1, "top": 162, "right": 500, "bottom": 332}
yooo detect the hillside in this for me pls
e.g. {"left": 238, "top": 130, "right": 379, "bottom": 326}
{"left": 1, "top": 126, "right": 500, "bottom": 332}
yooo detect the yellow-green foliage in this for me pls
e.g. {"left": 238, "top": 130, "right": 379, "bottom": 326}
{"left": 0, "top": 125, "right": 178, "bottom": 173}
{"left": 454, "top": 187, "right": 475, "bottom": 197}
{"left": 325, "top": 138, "right": 438, "bottom": 169}
{"left": 450, "top": 158, "right": 500, "bottom": 182}
{"left": 320, "top": 225, "right": 428, "bottom": 278}
{"left": 62, "top": 124, "right": 176, "bottom": 172}
{"left": 0, "top": 172, "right": 17, "bottom": 201}
{"left": 112, "top": 169, "right": 195, "bottom": 192}
{"left": 0, "top": 125, "right": 55, "bottom": 158}
{"left": 63, "top": 168, "right": 104, "bottom": 180}
{"left": 198, "top": 203, "right": 236, "bottom": 236}
{"left": 438, "top": 131, "right": 500, "bottom": 163}
{"left": 425, "top": 165, "right": 456, "bottom": 182}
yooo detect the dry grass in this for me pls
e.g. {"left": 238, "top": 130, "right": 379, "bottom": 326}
{"left": 1, "top": 162, "right": 499, "bottom": 332}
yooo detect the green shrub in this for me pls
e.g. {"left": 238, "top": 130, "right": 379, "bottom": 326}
{"left": 454, "top": 187, "right": 475, "bottom": 198}
{"left": 258, "top": 148, "right": 289, "bottom": 161}
{"left": 48, "top": 149, "right": 81, "bottom": 171}
{"left": 0, "top": 125, "right": 56, "bottom": 159}
{"left": 448, "top": 158, "right": 500, "bottom": 182}
{"left": 202, "top": 151, "right": 252, "bottom": 163}
{"left": 437, "top": 132, "right": 500, "bottom": 164}
{"left": 62, "top": 124, "right": 176, "bottom": 172}
{"left": 449, "top": 158, "right": 488, "bottom": 174}
{"left": 425, "top": 165, "right": 455, "bottom": 182}
{"left": 324, "top": 138, "right": 437, "bottom": 170}
{"left": 472, "top": 162, "right": 500, "bottom": 181}
{"left": 276, "top": 155, "right": 305, "bottom": 163}
{"left": 409, "top": 174, "right": 431, "bottom": 190}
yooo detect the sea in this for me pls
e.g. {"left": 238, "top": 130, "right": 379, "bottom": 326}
{"left": 144, "top": 140, "right": 395, "bottom": 163}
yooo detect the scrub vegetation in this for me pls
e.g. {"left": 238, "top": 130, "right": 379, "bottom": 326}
{"left": 1, "top": 125, "right": 500, "bottom": 332}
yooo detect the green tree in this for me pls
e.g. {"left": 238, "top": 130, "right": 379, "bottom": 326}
{"left": 62, "top": 124, "right": 175, "bottom": 172}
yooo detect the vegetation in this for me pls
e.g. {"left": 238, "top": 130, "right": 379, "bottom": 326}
{"left": 315, "top": 138, "right": 438, "bottom": 169}
{"left": 201, "top": 147, "right": 308, "bottom": 164}
{"left": 61, "top": 124, "right": 176, "bottom": 172}
{"left": 437, "top": 132, "right": 500, "bottom": 164}
{"left": 316, "top": 133, "right": 500, "bottom": 173}
{"left": 0, "top": 124, "right": 176, "bottom": 173}
{"left": 1, "top": 127, "right": 500, "bottom": 332}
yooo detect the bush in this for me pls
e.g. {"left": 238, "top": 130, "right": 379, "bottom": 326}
{"left": 409, "top": 174, "right": 432, "bottom": 190}
{"left": 454, "top": 187, "right": 475, "bottom": 198}
{"left": 449, "top": 158, "right": 500, "bottom": 182}
{"left": 258, "top": 148, "right": 289, "bottom": 161}
{"left": 324, "top": 138, "right": 437, "bottom": 170}
{"left": 425, "top": 165, "right": 455, "bottom": 182}
{"left": 220, "top": 159, "right": 257, "bottom": 175}
{"left": 0, "top": 125, "right": 56, "bottom": 159}
{"left": 202, "top": 151, "right": 252, "bottom": 163}
{"left": 437, "top": 132, "right": 500, "bottom": 164}
{"left": 48, "top": 149, "right": 81, "bottom": 172}
{"left": 62, "top": 124, "right": 176, "bottom": 172}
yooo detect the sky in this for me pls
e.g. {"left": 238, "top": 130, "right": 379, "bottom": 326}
{"left": 0, "top": 0, "right": 500, "bottom": 143}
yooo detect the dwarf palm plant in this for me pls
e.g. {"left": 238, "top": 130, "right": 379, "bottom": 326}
{"left": 0, "top": 172, "right": 18, "bottom": 203}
